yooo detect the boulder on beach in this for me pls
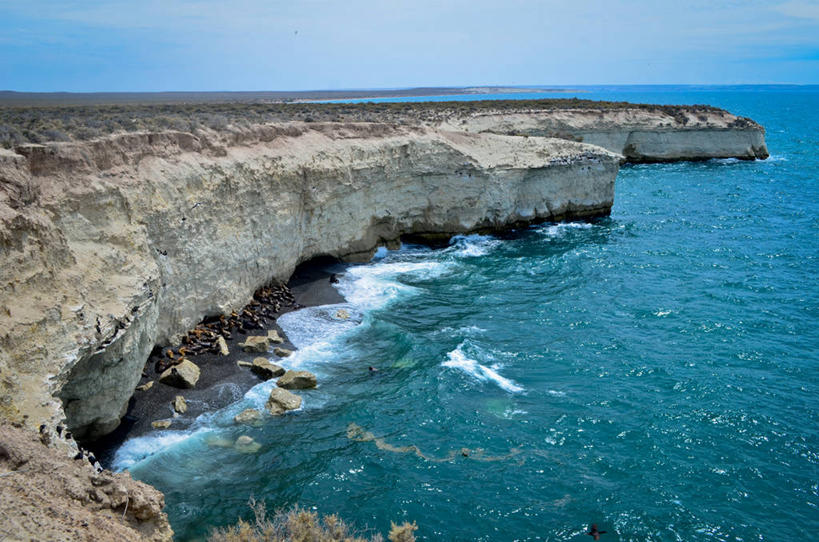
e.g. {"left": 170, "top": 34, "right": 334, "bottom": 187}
{"left": 135, "top": 380, "right": 154, "bottom": 392}
{"left": 173, "top": 395, "right": 187, "bottom": 414}
{"left": 234, "top": 408, "right": 263, "bottom": 425}
{"left": 151, "top": 420, "right": 171, "bottom": 429}
{"left": 158, "top": 359, "right": 200, "bottom": 389}
{"left": 277, "top": 370, "right": 317, "bottom": 390}
{"left": 274, "top": 347, "right": 293, "bottom": 358}
{"left": 237, "top": 360, "right": 252, "bottom": 368}
{"left": 266, "top": 387, "right": 302, "bottom": 415}
{"left": 251, "top": 357, "right": 285, "bottom": 380}
{"left": 216, "top": 335, "right": 230, "bottom": 356}
{"left": 241, "top": 336, "right": 270, "bottom": 353}
{"left": 239, "top": 336, "right": 269, "bottom": 353}
{"left": 267, "top": 329, "right": 284, "bottom": 344}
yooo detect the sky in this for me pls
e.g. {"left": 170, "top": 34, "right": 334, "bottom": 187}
{"left": 1, "top": 0, "right": 818, "bottom": 92}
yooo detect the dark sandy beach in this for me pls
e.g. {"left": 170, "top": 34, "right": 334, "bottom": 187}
{"left": 90, "top": 259, "right": 347, "bottom": 465}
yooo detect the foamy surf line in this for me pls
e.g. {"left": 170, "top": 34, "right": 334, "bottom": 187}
{"left": 538, "top": 221, "right": 594, "bottom": 238}
{"left": 113, "top": 251, "right": 456, "bottom": 471}
{"left": 443, "top": 344, "right": 524, "bottom": 393}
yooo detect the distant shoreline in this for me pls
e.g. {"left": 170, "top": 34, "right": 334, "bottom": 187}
{"left": 0, "top": 86, "right": 579, "bottom": 107}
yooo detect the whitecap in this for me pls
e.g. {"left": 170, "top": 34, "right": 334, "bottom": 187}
{"left": 112, "top": 430, "right": 197, "bottom": 471}
{"left": 448, "top": 234, "right": 501, "bottom": 257}
{"left": 335, "top": 259, "right": 450, "bottom": 311}
{"left": 538, "top": 221, "right": 593, "bottom": 238}
{"left": 442, "top": 343, "right": 523, "bottom": 393}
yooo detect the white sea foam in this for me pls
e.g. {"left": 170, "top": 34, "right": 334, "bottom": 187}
{"left": 335, "top": 259, "right": 450, "bottom": 310}
{"left": 114, "top": 254, "right": 453, "bottom": 472}
{"left": 448, "top": 234, "right": 501, "bottom": 257}
{"left": 442, "top": 343, "right": 523, "bottom": 393}
{"left": 112, "top": 430, "right": 197, "bottom": 471}
{"left": 539, "top": 222, "right": 593, "bottom": 238}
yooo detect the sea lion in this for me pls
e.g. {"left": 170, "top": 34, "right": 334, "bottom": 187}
{"left": 587, "top": 524, "right": 606, "bottom": 540}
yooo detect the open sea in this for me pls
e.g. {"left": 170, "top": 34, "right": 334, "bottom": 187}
{"left": 113, "top": 86, "right": 819, "bottom": 541}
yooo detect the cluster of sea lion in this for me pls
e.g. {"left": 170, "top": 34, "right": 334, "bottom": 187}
{"left": 153, "top": 283, "right": 295, "bottom": 373}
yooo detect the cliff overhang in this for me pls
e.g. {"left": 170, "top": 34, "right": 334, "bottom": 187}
{"left": 0, "top": 121, "right": 620, "bottom": 440}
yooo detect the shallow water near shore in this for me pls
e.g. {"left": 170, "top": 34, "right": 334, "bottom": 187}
{"left": 114, "top": 87, "right": 818, "bottom": 540}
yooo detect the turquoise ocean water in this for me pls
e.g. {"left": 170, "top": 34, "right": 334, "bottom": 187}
{"left": 114, "top": 87, "right": 819, "bottom": 540}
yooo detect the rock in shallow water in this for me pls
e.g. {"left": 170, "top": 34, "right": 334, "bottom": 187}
{"left": 250, "top": 357, "right": 285, "bottom": 380}
{"left": 274, "top": 347, "right": 293, "bottom": 358}
{"left": 234, "top": 408, "right": 263, "bottom": 425}
{"left": 158, "top": 359, "right": 200, "bottom": 389}
{"left": 277, "top": 370, "right": 317, "bottom": 389}
{"left": 234, "top": 435, "right": 261, "bottom": 453}
{"left": 266, "top": 387, "right": 302, "bottom": 414}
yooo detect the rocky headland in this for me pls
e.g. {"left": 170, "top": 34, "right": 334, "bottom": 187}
{"left": 0, "top": 99, "right": 768, "bottom": 539}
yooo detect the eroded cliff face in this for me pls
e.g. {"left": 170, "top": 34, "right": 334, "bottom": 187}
{"left": 0, "top": 122, "right": 620, "bottom": 440}
{"left": 438, "top": 107, "right": 769, "bottom": 162}
{"left": 0, "top": 420, "right": 172, "bottom": 541}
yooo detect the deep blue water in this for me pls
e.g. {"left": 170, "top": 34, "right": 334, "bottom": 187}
{"left": 116, "top": 87, "right": 819, "bottom": 541}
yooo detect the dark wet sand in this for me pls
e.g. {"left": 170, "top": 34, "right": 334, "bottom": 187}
{"left": 90, "top": 260, "right": 347, "bottom": 465}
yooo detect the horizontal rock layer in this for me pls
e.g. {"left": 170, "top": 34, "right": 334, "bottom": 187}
{"left": 439, "top": 107, "right": 769, "bottom": 161}
{"left": 0, "top": 122, "right": 619, "bottom": 439}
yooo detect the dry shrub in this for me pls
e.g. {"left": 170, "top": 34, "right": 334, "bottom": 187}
{"left": 208, "top": 498, "right": 416, "bottom": 542}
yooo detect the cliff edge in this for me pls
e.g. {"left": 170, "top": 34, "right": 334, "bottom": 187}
{"left": 0, "top": 122, "right": 619, "bottom": 441}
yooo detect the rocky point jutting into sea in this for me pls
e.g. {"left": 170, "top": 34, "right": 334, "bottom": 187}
{"left": 0, "top": 99, "right": 767, "bottom": 539}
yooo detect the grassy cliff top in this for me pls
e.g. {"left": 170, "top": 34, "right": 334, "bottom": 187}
{"left": 0, "top": 98, "right": 754, "bottom": 149}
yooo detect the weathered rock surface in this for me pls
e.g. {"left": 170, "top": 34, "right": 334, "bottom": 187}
{"left": 234, "top": 408, "right": 263, "bottom": 425}
{"left": 250, "top": 357, "right": 285, "bottom": 380}
{"left": 172, "top": 395, "right": 187, "bottom": 414}
{"left": 158, "top": 360, "right": 200, "bottom": 389}
{"left": 0, "top": 120, "right": 621, "bottom": 439}
{"left": 234, "top": 435, "right": 261, "bottom": 453}
{"left": 135, "top": 381, "right": 154, "bottom": 392}
{"left": 151, "top": 420, "right": 171, "bottom": 430}
{"left": 439, "top": 105, "right": 769, "bottom": 162}
{"left": 266, "top": 388, "right": 303, "bottom": 414}
{"left": 0, "top": 421, "right": 172, "bottom": 540}
{"left": 239, "top": 336, "right": 270, "bottom": 353}
{"left": 216, "top": 336, "right": 229, "bottom": 356}
{"left": 277, "top": 370, "right": 317, "bottom": 390}
{"left": 274, "top": 347, "right": 293, "bottom": 358}
{"left": 267, "top": 329, "right": 284, "bottom": 344}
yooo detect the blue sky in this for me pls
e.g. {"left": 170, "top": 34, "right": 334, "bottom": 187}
{"left": 1, "top": 0, "right": 818, "bottom": 91}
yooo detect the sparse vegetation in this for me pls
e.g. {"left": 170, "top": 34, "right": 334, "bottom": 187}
{"left": 207, "top": 499, "right": 417, "bottom": 542}
{"left": 0, "top": 96, "right": 757, "bottom": 150}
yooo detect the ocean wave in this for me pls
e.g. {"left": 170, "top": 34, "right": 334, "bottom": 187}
{"left": 335, "top": 259, "right": 451, "bottom": 310}
{"left": 442, "top": 343, "right": 523, "bottom": 393}
{"left": 538, "top": 221, "right": 593, "bottom": 238}
{"left": 447, "top": 234, "right": 501, "bottom": 257}
{"left": 112, "top": 430, "right": 197, "bottom": 471}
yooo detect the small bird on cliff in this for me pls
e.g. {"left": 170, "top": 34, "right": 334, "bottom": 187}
{"left": 586, "top": 524, "right": 606, "bottom": 540}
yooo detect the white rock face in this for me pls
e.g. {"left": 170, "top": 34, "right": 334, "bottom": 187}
{"left": 439, "top": 108, "right": 769, "bottom": 161}
{"left": 0, "top": 122, "right": 619, "bottom": 439}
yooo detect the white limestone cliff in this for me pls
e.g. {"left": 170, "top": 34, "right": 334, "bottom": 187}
{"left": 438, "top": 106, "right": 768, "bottom": 162}
{"left": 0, "top": 122, "right": 619, "bottom": 439}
